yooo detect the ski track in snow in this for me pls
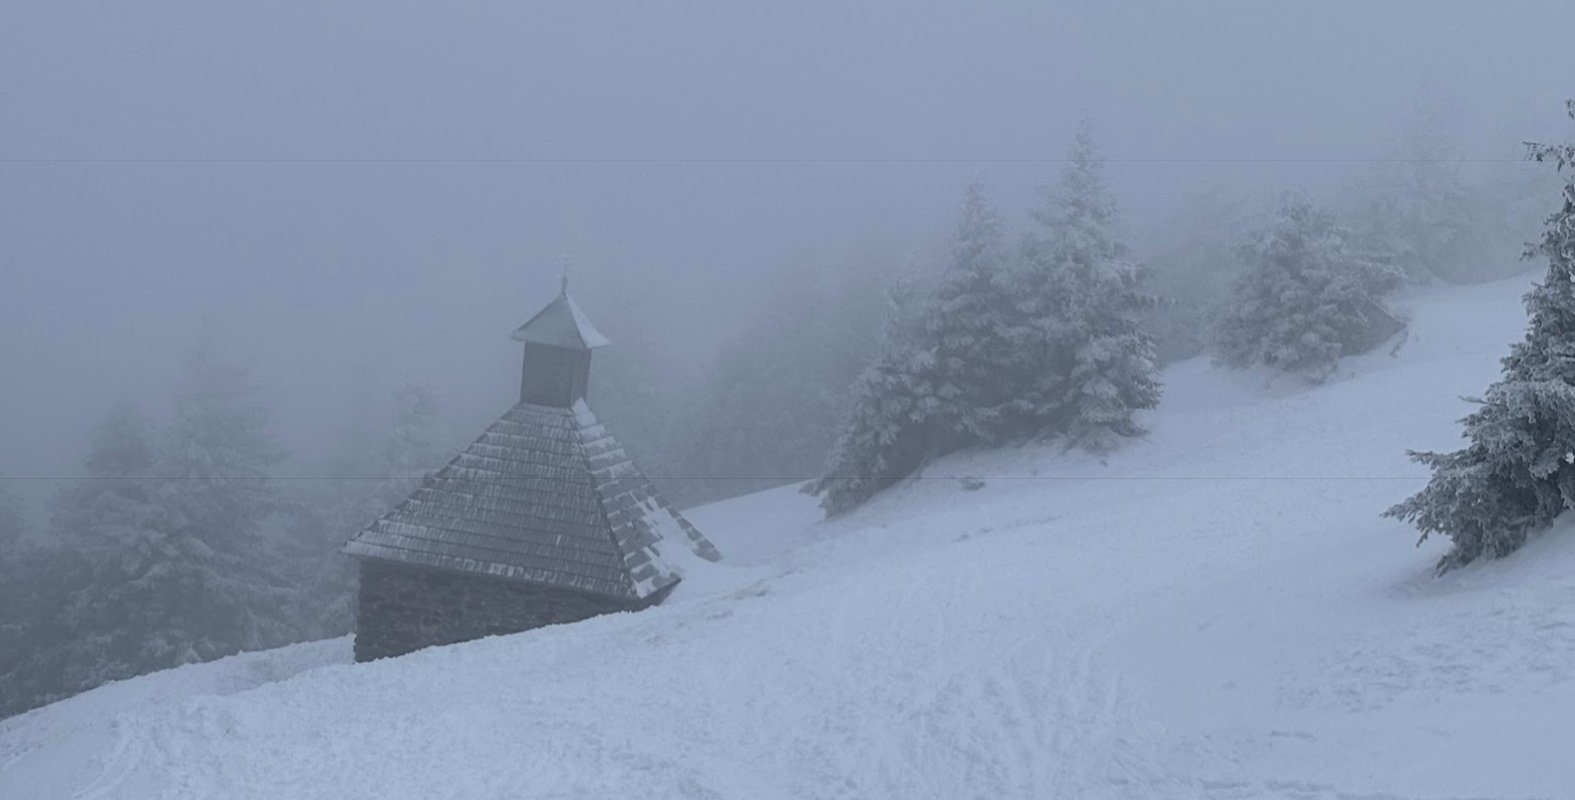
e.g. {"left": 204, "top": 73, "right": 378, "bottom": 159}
{"left": 6, "top": 273, "right": 1573, "bottom": 799}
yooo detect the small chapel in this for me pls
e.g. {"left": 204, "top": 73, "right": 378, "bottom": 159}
{"left": 343, "top": 277, "right": 723, "bottom": 662}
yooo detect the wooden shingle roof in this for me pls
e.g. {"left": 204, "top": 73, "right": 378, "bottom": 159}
{"left": 344, "top": 399, "right": 721, "bottom": 601}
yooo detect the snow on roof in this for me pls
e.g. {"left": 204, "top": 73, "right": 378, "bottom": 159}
{"left": 509, "top": 289, "right": 611, "bottom": 350}
{"left": 344, "top": 399, "right": 720, "bottom": 601}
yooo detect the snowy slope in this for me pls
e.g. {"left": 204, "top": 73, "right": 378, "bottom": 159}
{"left": 5, "top": 273, "right": 1573, "bottom": 799}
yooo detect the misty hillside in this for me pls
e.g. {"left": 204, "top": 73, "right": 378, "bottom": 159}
{"left": 5, "top": 272, "right": 1572, "bottom": 799}
{"left": 9, "top": 4, "right": 1575, "bottom": 799}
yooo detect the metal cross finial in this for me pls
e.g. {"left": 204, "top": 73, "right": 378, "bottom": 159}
{"left": 557, "top": 253, "right": 572, "bottom": 294}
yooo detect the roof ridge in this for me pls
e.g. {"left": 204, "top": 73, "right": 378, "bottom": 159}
{"left": 568, "top": 400, "right": 651, "bottom": 599}
{"left": 569, "top": 400, "right": 723, "bottom": 596}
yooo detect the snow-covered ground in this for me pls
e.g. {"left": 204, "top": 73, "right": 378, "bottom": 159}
{"left": 4, "top": 272, "right": 1571, "bottom": 799}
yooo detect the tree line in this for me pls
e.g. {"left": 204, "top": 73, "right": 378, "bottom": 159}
{"left": 663, "top": 101, "right": 1553, "bottom": 510}
{"left": 802, "top": 110, "right": 1490, "bottom": 515}
{"left": 0, "top": 343, "right": 447, "bottom": 719}
{"left": 1, "top": 99, "right": 1565, "bottom": 718}
{"left": 804, "top": 100, "right": 1575, "bottom": 582}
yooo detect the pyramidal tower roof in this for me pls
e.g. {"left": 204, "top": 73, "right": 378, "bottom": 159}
{"left": 510, "top": 278, "right": 610, "bottom": 350}
{"left": 344, "top": 279, "right": 720, "bottom": 601}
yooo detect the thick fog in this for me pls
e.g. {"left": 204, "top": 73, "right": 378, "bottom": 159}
{"left": 3, "top": 0, "right": 1573, "bottom": 502}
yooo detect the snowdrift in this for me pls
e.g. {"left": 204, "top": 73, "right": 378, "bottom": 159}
{"left": 5, "top": 273, "right": 1573, "bottom": 799}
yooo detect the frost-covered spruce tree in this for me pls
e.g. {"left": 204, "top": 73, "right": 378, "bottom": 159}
{"left": 806, "top": 183, "right": 1020, "bottom": 515}
{"left": 148, "top": 338, "right": 296, "bottom": 661}
{"left": 47, "top": 402, "right": 169, "bottom": 691}
{"left": 0, "top": 483, "right": 67, "bottom": 720}
{"left": 804, "top": 278, "right": 947, "bottom": 515}
{"left": 1216, "top": 193, "right": 1404, "bottom": 384}
{"left": 1385, "top": 105, "right": 1575, "bottom": 573}
{"left": 1011, "top": 119, "right": 1162, "bottom": 451}
{"left": 921, "top": 179, "right": 1021, "bottom": 443}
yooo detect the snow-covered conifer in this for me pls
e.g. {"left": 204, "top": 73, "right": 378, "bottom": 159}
{"left": 807, "top": 181, "right": 1027, "bottom": 514}
{"left": 144, "top": 338, "right": 295, "bottom": 662}
{"left": 804, "top": 277, "right": 947, "bottom": 515}
{"left": 0, "top": 483, "right": 66, "bottom": 720}
{"left": 922, "top": 179, "right": 1021, "bottom": 442}
{"left": 46, "top": 402, "right": 168, "bottom": 690}
{"left": 1385, "top": 102, "right": 1575, "bottom": 573}
{"left": 1216, "top": 193, "right": 1404, "bottom": 384}
{"left": 1011, "top": 120, "right": 1162, "bottom": 450}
